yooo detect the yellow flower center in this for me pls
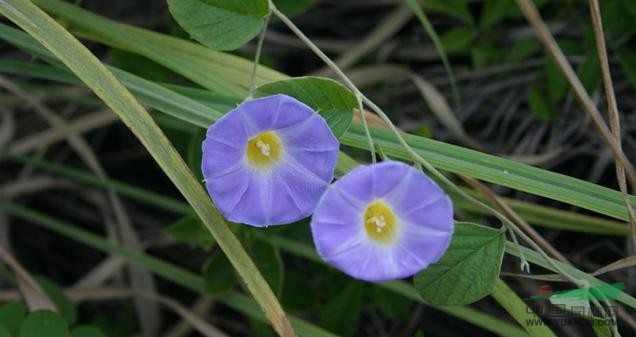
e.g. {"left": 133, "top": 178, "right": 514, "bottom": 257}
{"left": 363, "top": 200, "right": 397, "bottom": 243}
{"left": 246, "top": 131, "right": 282, "bottom": 168}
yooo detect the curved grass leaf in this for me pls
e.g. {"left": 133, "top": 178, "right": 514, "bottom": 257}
{"left": 168, "top": 0, "right": 269, "bottom": 51}
{"left": 256, "top": 76, "right": 356, "bottom": 137}
{"left": 0, "top": 1, "right": 294, "bottom": 336}
{"left": 19, "top": 311, "right": 69, "bottom": 337}
{"left": 414, "top": 222, "right": 505, "bottom": 306}
{"left": 0, "top": 326, "right": 9, "bottom": 337}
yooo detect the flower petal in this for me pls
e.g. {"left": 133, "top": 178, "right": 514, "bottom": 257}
{"left": 278, "top": 115, "right": 339, "bottom": 152}
{"left": 202, "top": 94, "right": 339, "bottom": 227}
{"left": 204, "top": 106, "right": 248, "bottom": 146}
{"left": 205, "top": 167, "right": 250, "bottom": 218}
{"left": 310, "top": 161, "right": 454, "bottom": 281}
{"left": 399, "top": 195, "right": 454, "bottom": 232}
{"left": 201, "top": 138, "right": 244, "bottom": 179}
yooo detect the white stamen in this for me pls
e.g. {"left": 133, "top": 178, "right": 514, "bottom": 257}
{"left": 256, "top": 139, "right": 271, "bottom": 156}
{"left": 366, "top": 215, "right": 386, "bottom": 232}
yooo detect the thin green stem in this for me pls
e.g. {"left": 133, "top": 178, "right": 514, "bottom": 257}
{"left": 405, "top": 0, "right": 461, "bottom": 109}
{"left": 356, "top": 94, "right": 376, "bottom": 163}
{"left": 247, "top": 13, "right": 271, "bottom": 99}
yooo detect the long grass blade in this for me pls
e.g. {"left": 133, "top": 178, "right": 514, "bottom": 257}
{"left": 0, "top": 1, "right": 295, "bottom": 335}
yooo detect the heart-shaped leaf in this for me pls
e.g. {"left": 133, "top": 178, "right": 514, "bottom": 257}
{"left": 319, "top": 282, "right": 364, "bottom": 337}
{"left": 19, "top": 311, "right": 70, "bottom": 337}
{"left": 0, "top": 302, "right": 26, "bottom": 337}
{"left": 202, "top": 253, "right": 236, "bottom": 295}
{"left": 256, "top": 76, "right": 356, "bottom": 137}
{"left": 36, "top": 277, "right": 77, "bottom": 325}
{"left": 168, "top": 0, "right": 269, "bottom": 51}
{"left": 249, "top": 241, "right": 284, "bottom": 297}
{"left": 414, "top": 222, "right": 505, "bottom": 306}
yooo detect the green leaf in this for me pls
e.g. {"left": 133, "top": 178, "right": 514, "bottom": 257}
{"left": 0, "top": 1, "right": 294, "bottom": 335}
{"left": 527, "top": 85, "right": 553, "bottom": 122}
{"left": 109, "top": 49, "right": 174, "bottom": 82}
{"left": 414, "top": 222, "right": 505, "bottom": 306}
{"left": 71, "top": 326, "right": 107, "bottom": 337}
{"left": 36, "top": 277, "right": 77, "bottom": 325}
{"left": 0, "top": 326, "right": 10, "bottom": 337}
{"left": 272, "top": 0, "right": 313, "bottom": 17}
{"left": 545, "top": 58, "right": 567, "bottom": 104}
{"left": 249, "top": 320, "right": 277, "bottom": 337}
{"left": 439, "top": 27, "right": 476, "bottom": 54}
{"left": 89, "top": 308, "right": 136, "bottom": 337}
{"left": 480, "top": 0, "right": 517, "bottom": 28}
{"left": 577, "top": 50, "right": 601, "bottom": 93}
{"left": 19, "top": 311, "right": 70, "bottom": 337}
{"left": 507, "top": 40, "right": 539, "bottom": 62}
{"left": 624, "top": 0, "right": 636, "bottom": 24}
{"left": 319, "top": 282, "right": 364, "bottom": 337}
{"left": 422, "top": 0, "right": 473, "bottom": 24}
{"left": 0, "top": 302, "right": 26, "bottom": 337}
{"left": 167, "top": 0, "right": 269, "bottom": 51}
{"left": 187, "top": 126, "right": 206, "bottom": 182}
{"left": 480, "top": 0, "right": 548, "bottom": 28}
{"left": 249, "top": 241, "right": 284, "bottom": 297}
{"left": 407, "top": 0, "right": 462, "bottom": 109}
{"left": 202, "top": 253, "right": 237, "bottom": 295}
{"left": 373, "top": 286, "right": 411, "bottom": 320}
{"left": 164, "top": 216, "right": 216, "bottom": 250}
{"left": 256, "top": 76, "right": 356, "bottom": 137}
{"left": 281, "top": 271, "right": 315, "bottom": 312}
{"left": 617, "top": 49, "right": 636, "bottom": 92}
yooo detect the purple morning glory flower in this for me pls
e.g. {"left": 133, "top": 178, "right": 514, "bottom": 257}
{"left": 202, "top": 94, "right": 339, "bottom": 227}
{"left": 310, "top": 161, "right": 454, "bottom": 281}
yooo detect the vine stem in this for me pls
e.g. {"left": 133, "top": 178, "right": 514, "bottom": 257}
{"left": 247, "top": 13, "right": 271, "bottom": 99}
{"left": 269, "top": 3, "right": 602, "bottom": 304}
{"left": 356, "top": 94, "right": 376, "bottom": 163}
